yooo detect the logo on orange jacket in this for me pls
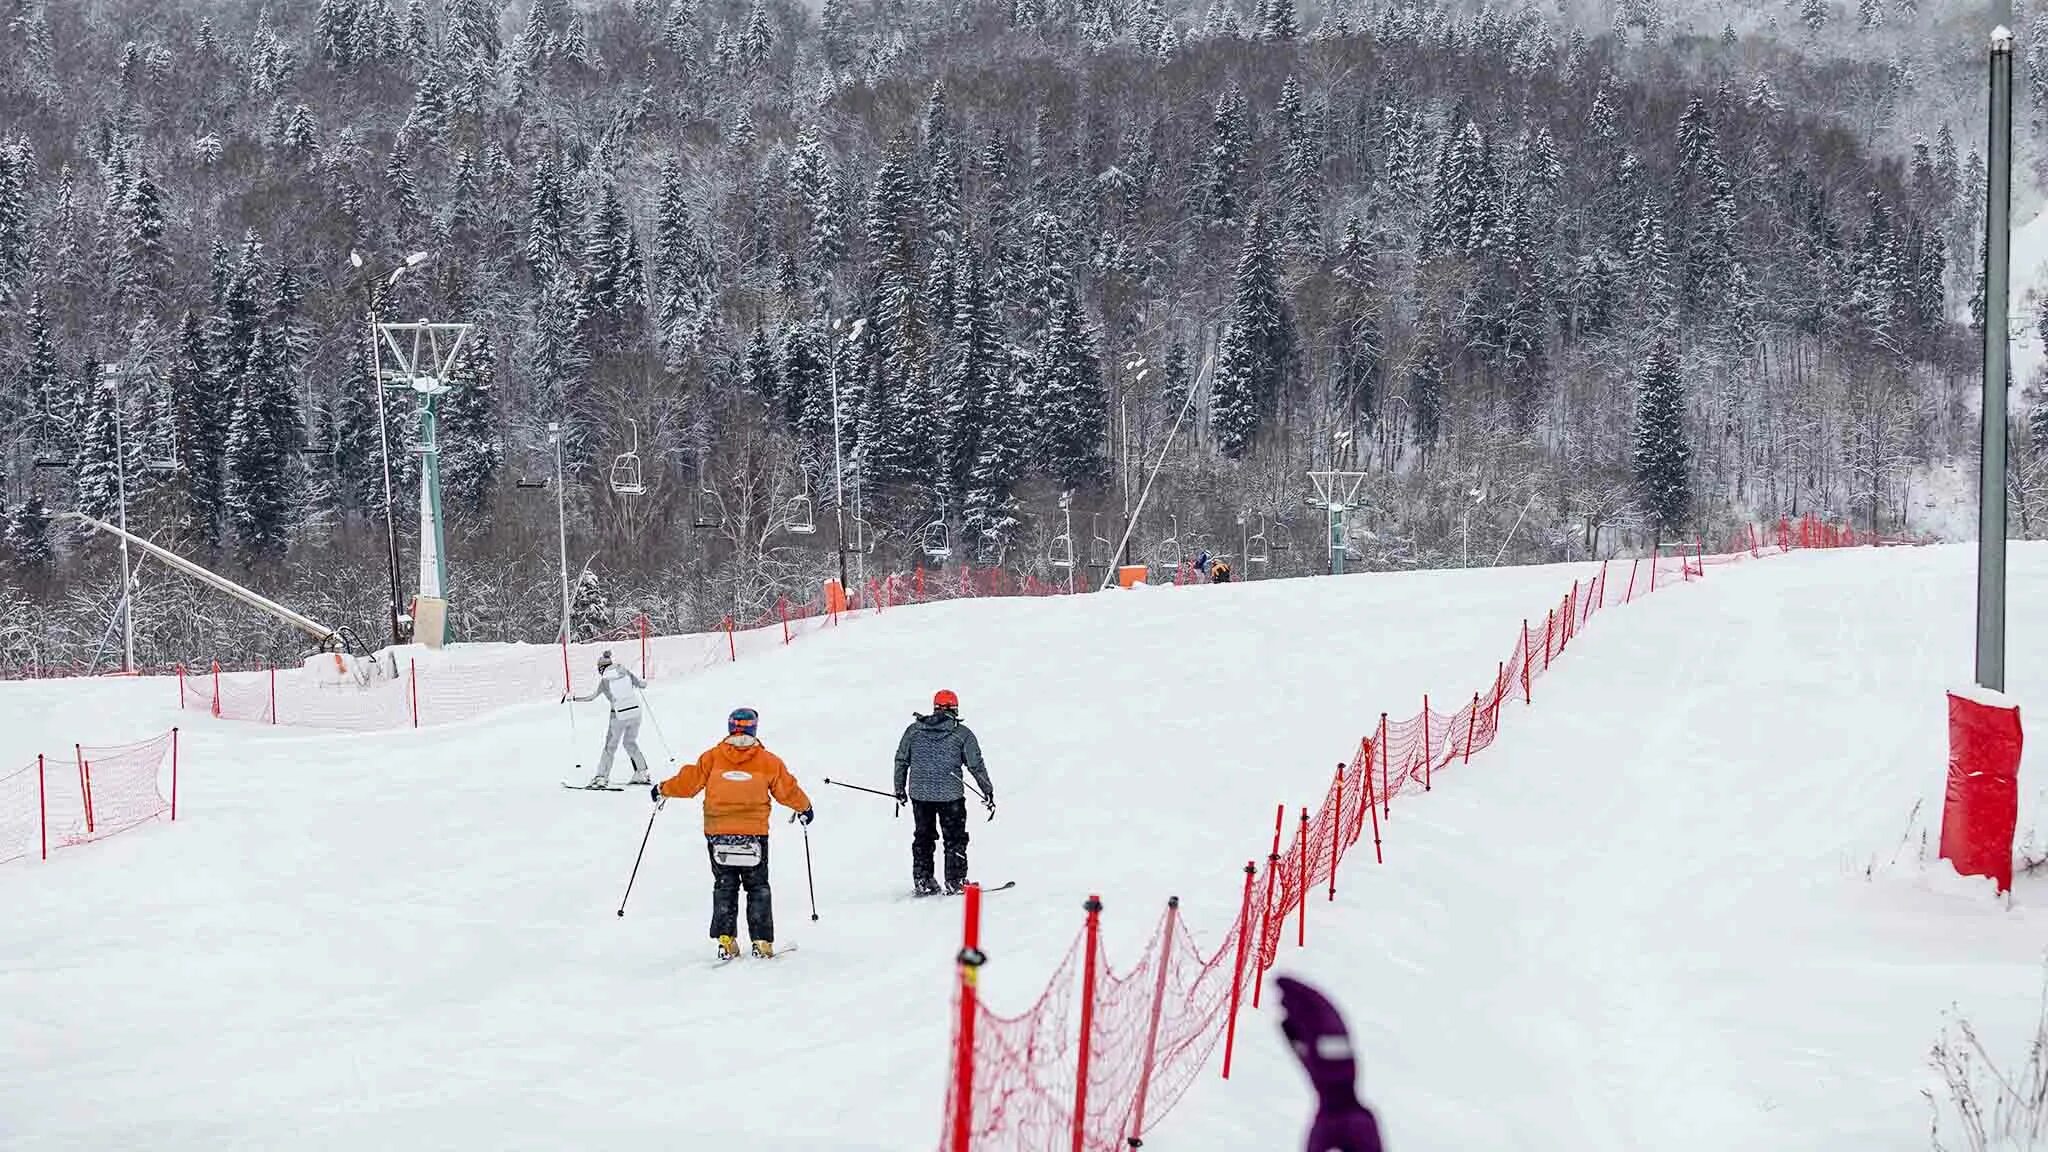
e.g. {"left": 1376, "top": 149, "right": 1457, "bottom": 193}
{"left": 721, "top": 770, "right": 752, "bottom": 782}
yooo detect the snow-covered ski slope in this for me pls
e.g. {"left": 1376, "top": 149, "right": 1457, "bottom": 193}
{"left": 3, "top": 546, "right": 2043, "bottom": 1150}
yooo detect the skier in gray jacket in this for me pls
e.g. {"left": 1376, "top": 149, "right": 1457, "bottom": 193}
{"left": 570, "top": 650, "right": 651, "bottom": 788}
{"left": 893, "top": 688, "right": 994, "bottom": 896}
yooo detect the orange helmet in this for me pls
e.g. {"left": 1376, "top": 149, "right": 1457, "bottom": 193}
{"left": 933, "top": 689, "right": 959, "bottom": 712}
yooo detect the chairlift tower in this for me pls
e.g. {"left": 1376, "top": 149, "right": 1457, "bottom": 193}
{"left": 376, "top": 320, "right": 474, "bottom": 649}
{"left": 1306, "top": 469, "right": 1369, "bottom": 576}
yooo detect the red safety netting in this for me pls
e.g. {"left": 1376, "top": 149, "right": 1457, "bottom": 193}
{"left": 0, "top": 760, "right": 40, "bottom": 864}
{"left": 178, "top": 566, "right": 1083, "bottom": 732}
{"left": 6, "top": 729, "right": 180, "bottom": 864}
{"left": 939, "top": 518, "right": 1895, "bottom": 1151}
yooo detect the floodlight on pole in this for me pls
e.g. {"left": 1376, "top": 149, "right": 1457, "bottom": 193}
{"left": 102, "top": 363, "right": 136, "bottom": 674}
{"left": 354, "top": 248, "right": 435, "bottom": 649}
{"left": 1976, "top": 24, "right": 2015, "bottom": 692}
{"left": 378, "top": 319, "right": 474, "bottom": 650}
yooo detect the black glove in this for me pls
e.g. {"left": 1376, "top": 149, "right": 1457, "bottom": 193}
{"left": 649, "top": 783, "right": 663, "bottom": 803}
{"left": 895, "top": 791, "right": 908, "bottom": 805}
{"left": 983, "top": 797, "right": 996, "bottom": 820}
{"left": 796, "top": 808, "right": 814, "bottom": 825}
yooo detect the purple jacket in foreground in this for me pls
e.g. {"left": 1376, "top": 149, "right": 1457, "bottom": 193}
{"left": 1275, "top": 976, "right": 1386, "bottom": 1152}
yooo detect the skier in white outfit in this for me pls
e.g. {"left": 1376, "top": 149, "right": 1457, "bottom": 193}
{"left": 571, "top": 650, "right": 651, "bottom": 788}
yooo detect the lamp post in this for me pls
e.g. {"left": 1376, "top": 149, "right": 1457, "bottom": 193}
{"left": 103, "top": 364, "right": 135, "bottom": 674}
{"left": 349, "top": 248, "right": 431, "bottom": 649}
{"left": 1977, "top": 24, "right": 2014, "bottom": 691}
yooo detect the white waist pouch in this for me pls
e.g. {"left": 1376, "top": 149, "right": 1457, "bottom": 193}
{"left": 710, "top": 837, "right": 762, "bottom": 868}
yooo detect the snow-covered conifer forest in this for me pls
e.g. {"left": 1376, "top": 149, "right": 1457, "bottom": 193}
{"left": 0, "top": 0, "right": 2040, "bottom": 666}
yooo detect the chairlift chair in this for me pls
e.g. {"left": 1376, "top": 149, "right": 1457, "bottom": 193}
{"left": 786, "top": 492, "right": 817, "bottom": 534}
{"left": 1246, "top": 517, "right": 1272, "bottom": 565}
{"left": 1087, "top": 513, "right": 1113, "bottom": 571}
{"left": 921, "top": 519, "right": 951, "bottom": 560}
{"left": 610, "top": 418, "right": 647, "bottom": 496}
{"left": 1049, "top": 531, "right": 1075, "bottom": 569}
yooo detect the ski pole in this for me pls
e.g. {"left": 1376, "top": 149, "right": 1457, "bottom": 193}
{"left": 823, "top": 777, "right": 903, "bottom": 817}
{"left": 800, "top": 818, "right": 819, "bottom": 921}
{"left": 642, "top": 699, "right": 674, "bottom": 762}
{"left": 965, "top": 780, "right": 995, "bottom": 822}
{"left": 616, "top": 798, "right": 664, "bottom": 918}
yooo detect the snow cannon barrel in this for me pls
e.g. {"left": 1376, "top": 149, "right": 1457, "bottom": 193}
{"left": 1941, "top": 687, "right": 2022, "bottom": 894}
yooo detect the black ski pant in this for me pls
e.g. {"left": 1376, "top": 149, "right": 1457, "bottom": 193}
{"left": 706, "top": 835, "right": 774, "bottom": 943}
{"left": 911, "top": 799, "right": 970, "bottom": 887}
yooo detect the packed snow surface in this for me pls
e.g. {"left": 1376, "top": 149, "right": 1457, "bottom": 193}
{"left": 3, "top": 546, "right": 2043, "bottom": 1150}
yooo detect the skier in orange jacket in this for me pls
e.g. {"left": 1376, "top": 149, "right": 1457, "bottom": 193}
{"left": 654, "top": 707, "right": 814, "bottom": 959}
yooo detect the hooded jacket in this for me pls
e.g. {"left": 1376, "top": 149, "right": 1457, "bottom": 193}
{"left": 893, "top": 712, "right": 993, "bottom": 804}
{"left": 658, "top": 735, "right": 813, "bottom": 836}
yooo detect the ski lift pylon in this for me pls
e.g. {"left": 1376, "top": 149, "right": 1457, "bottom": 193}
{"left": 610, "top": 419, "right": 647, "bottom": 496}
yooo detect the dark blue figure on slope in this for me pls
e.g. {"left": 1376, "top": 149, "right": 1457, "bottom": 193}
{"left": 1274, "top": 975, "right": 1386, "bottom": 1152}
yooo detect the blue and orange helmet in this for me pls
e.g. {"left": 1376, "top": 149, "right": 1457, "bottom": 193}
{"left": 728, "top": 707, "right": 760, "bottom": 736}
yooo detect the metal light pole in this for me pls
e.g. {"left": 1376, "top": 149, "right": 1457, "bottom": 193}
{"left": 351, "top": 249, "right": 431, "bottom": 649}
{"left": 829, "top": 316, "right": 852, "bottom": 598}
{"left": 1977, "top": 24, "right": 2014, "bottom": 691}
{"left": 549, "top": 422, "right": 571, "bottom": 643}
{"left": 104, "top": 364, "right": 135, "bottom": 673}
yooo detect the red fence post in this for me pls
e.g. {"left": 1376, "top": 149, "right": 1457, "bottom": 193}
{"left": 1296, "top": 809, "right": 1309, "bottom": 948}
{"left": 1364, "top": 762, "right": 1383, "bottom": 863}
{"left": 725, "top": 616, "right": 736, "bottom": 661}
{"left": 1421, "top": 695, "right": 1431, "bottom": 791}
{"left": 949, "top": 882, "right": 985, "bottom": 1152}
{"left": 211, "top": 661, "right": 221, "bottom": 718}
{"left": 1598, "top": 559, "right": 1609, "bottom": 608}
{"left": 76, "top": 745, "right": 94, "bottom": 834}
{"left": 1328, "top": 765, "right": 1343, "bottom": 901}
{"left": 640, "top": 614, "right": 650, "bottom": 678}
{"left": 1251, "top": 830, "right": 1281, "bottom": 1010}
{"left": 1625, "top": 558, "right": 1638, "bottom": 603}
{"left": 1377, "top": 713, "right": 1390, "bottom": 817}
{"left": 1125, "top": 896, "right": 1179, "bottom": 1144}
{"left": 177, "top": 663, "right": 186, "bottom": 710}
{"left": 37, "top": 754, "right": 47, "bottom": 861}
{"left": 780, "top": 597, "right": 791, "bottom": 645}
{"left": 1567, "top": 580, "right": 1579, "bottom": 641}
{"left": 269, "top": 664, "right": 277, "bottom": 725}
{"left": 1493, "top": 661, "right": 1505, "bottom": 727}
{"left": 560, "top": 637, "right": 571, "bottom": 699}
{"left": 409, "top": 658, "right": 419, "bottom": 729}
{"left": 170, "top": 728, "right": 179, "bottom": 822}
{"left": 1464, "top": 692, "right": 1479, "bottom": 763}
{"left": 1071, "top": 894, "right": 1104, "bottom": 1152}
{"left": 1222, "top": 862, "right": 1257, "bottom": 1079}
{"left": 1544, "top": 609, "right": 1554, "bottom": 669}
{"left": 1651, "top": 550, "right": 1658, "bottom": 593}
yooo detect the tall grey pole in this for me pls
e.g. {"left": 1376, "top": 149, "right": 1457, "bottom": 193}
{"left": 1977, "top": 24, "right": 2014, "bottom": 692}
{"left": 551, "top": 424, "right": 570, "bottom": 643}
{"left": 371, "top": 309, "right": 403, "bottom": 648}
{"left": 829, "top": 318, "right": 850, "bottom": 598}
{"left": 108, "top": 365, "right": 134, "bottom": 674}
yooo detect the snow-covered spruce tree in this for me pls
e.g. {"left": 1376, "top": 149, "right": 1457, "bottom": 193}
{"left": 441, "top": 326, "right": 502, "bottom": 528}
{"left": 74, "top": 358, "right": 129, "bottom": 524}
{"left": 167, "top": 311, "right": 225, "bottom": 545}
{"left": 1205, "top": 85, "right": 1250, "bottom": 229}
{"left": 223, "top": 329, "right": 298, "bottom": 559}
{"left": 570, "top": 569, "right": 613, "bottom": 640}
{"left": 1030, "top": 283, "right": 1107, "bottom": 491}
{"left": 962, "top": 354, "right": 1026, "bottom": 556}
{"left": 1210, "top": 208, "right": 1295, "bottom": 459}
{"left": 0, "top": 143, "right": 28, "bottom": 301}
{"left": 1632, "top": 334, "right": 1692, "bottom": 535}
{"left": 21, "top": 292, "right": 68, "bottom": 457}
{"left": 7, "top": 495, "right": 54, "bottom": 574}
{"left": 943, "top": 253, "right": 1004, "bottom": 500}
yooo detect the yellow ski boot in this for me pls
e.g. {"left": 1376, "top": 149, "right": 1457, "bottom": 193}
{"left": 716, "top": 935, "right": 740, "bottom": 960}
{"left": 751, "top": 940, "right": 774, "bottom": 959}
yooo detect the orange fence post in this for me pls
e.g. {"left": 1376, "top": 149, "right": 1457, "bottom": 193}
{"left": 1071, "top": 895, "right": 1104, "bottom": 1152}
{"left": 949, "top": 883, "right": 985, "bottom": 1152}
{"left": 560, "top": 637, "right": 571, "bottom": 699}
{"left": 1126, "top": 896, "right": 1179, "bottom": 1144}
{"left": 725, "top": 616, "right": 736, "bottom": 661}
{"left": 211, "top": 661, "right": 221, "bottom": 718}
{"left": 780, "top": 597, "right": 791, "bottom": 645}
{"left": 76, "top": 744, "right": 94, "bottom": 834}
{"left": 1221, "top": 862, "right": 1257, "bottom": 1079}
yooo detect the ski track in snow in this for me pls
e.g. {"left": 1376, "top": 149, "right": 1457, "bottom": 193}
{"left": 1, "top": 549, "right": 2043, "bottom": 1150}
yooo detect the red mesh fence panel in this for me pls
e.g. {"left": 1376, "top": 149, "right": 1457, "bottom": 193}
{"left": 943, "top": 522, "right": 1891, "bottom": 1151}
{"left": 0, "top": 760, "right": 39, "bottom": 864}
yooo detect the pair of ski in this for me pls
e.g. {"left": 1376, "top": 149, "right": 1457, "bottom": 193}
{"left": 911, "top": 881, "right": 1016, "bottom": 898}
{"left": 564, "top": 781, "right": 635, "bottom": 791}
{"left": 711, "top": 944, "right": 798, "bottom": 968}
